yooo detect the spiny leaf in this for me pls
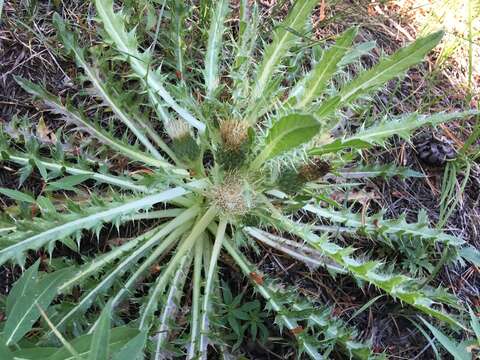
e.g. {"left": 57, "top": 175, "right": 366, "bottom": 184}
{"left": 304, "top": 205, "right": 463, "bottom": 246}
{"left": 0, "top": 186, "right": 192, "bottom": 266}
{"left": 310, "top": 111, "right": 479, "bottom": 155}
{"left": 231, "top": 0, "right": 259, "bottom": 105}
{"left": 4, "top": 149, "right": 150, "bottom": 193}
{"left": 14, "top": 76, "right": 175, "bottom": 171}
{"left": 46, "top": 174, "right": 91, "bottom": 192}
{"left": 253, "top": 0, "right": 318, "bottom": 101}
{"left": 94, "top": 0, "right": 205, "bottom": 132}
{"left": 0, "top": 187, "right": 35, "bottom": 203}
{"left": 53, "top": 13, "right": 164, "bottom": 160}
{"left": 204, "top": 0, "right": 230, "bottom": 97}
{"left": 338, "top": 164, "right": 424, "bottom": 179}
{"left": 290, "top": 27, "right": 358, "bottom": 109}
{"left": 339, "top": 31, "right": 444, "bottom": 103}
{"left": 266, "top": 210, "right": 465, "bottom": 329}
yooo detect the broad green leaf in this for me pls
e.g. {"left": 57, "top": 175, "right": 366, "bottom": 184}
{"left": 88, "top": 303, "right": 112, "bottom": 360}
{"left": 253, "top": 0, "right": 318, "bottom": 100}
{"left": 0, "top": 343, "right": 14, "bottom": 360}
{"left": 420, "top": 318, "right": 470, "bottom": 360}
{"left": 0, "top": 187, "right": 35, "bottom": 203}
{"left": 6, "top": 260, "right": 40, "bottom": 315}
{"left": 339, "top": 31, "right": 444, "bottom": 103}
{"left": 112, "top": 331, "right": 146, "bottom": 360}
{"left": 48, "top": 327, "right": 139, "bottom": 360}
{"left": 46, "top": 174, "right": 91, "bottom": 191}
{"left": 253, "top": 114, "right": 320, "bottom": 168}
{"left": 12, "top": 347, "right": 57, "bottom": 359}
{"left": 204, "top": 0, "right": 230, "bottom": 97}
{"left": 290, "top": 27, "right": 358, "bottom": 109}
{"left": 3, "top": 267, "right": 74, "bottom": 346}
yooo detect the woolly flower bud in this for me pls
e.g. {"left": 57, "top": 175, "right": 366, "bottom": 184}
{"left": 217, "top": 120, "right": 250, "bottom": 170}
{"left": 210, "top": 176, "right": 251, "bottom": 216}
{"left": 165, "top": 119, "right": 199, "bottom": 162}
{"left": 219, "top": 120, "right": 249, "bottom": 150}
{"left": 165, "top": 119, "right": 190, "bottom": 140}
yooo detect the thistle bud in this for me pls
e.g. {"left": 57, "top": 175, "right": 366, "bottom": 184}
{"left": 276, "top": 168, "right": 305, "bottom": 195}
{"left": 299, "top": 159, "right": 331, "bottom": 181}
{"left": 277, "top": 159, "right": 330, "bottom": 195}
{"left": 217, "top": 120, "right": 250, "bottom": 170}
{"left": 210, "top": 176, "right": 251, "bottom": 216}
{"left": 165, "top": 119, "right": 200, "bottom": 163}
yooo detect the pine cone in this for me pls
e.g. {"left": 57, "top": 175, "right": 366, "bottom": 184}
{"left": 414, "top": 134, "right": 456, "bottom": 166}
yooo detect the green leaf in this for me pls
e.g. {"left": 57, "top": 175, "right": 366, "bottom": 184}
{"left": 290, "top": 27, "right": 358, "bottom": 109}
{"left": 6, "top": 260, "right": 40, "bottom": 315}
{"left": 459, "top": 246, "right": 480, "bottom": 266}
{"left": 0, "top": 186, "right": 193, "bottom": 266}
{"left": 14, "top": 77, "right": 175, "bottom": 172}
{"left": 253, "top": 0, "right": 318, "bottom": 100}
{"left": 12, "top": 347, "right": 57, "bottom": 360}
{"left": 52, "top": 13, "right": 164, "bottom": 161}
{"left": 94, "top": 0, "right": 205, "bottom": 132}
{"left": 420, "top": 318, "right": 470, "bottom": 360}
{"left": 204, "top": 0, "right": 230, "bottom": 97}
{"left": 338, "top": 31, "right": 444, "bottom": 103}
{"left": 48, "top": 327, "right": 139, "bottom": 360}
{"left": 112, "top": 331, "right": 146, "bottom": 360}
{"left": 253, "top": 114, "right": 320, "bottom": 168}
{"left": 0, "top": 343, "right": 14, "bottom": 360}
{"left": 469, "top": 307, "right": 480, "bottom": 343}
{"left": 88, "top": 302, "right": 112, "bottom": 360}
{"left": 309, "top": 111, "right": 479, "bottom": 155}
{"left": 0, "top": 187, "right": 35, "bottom": 203}
{"left": 338, "top": 164, "right": 424, "bottom": 179}
{"left": 46, "top": 174, "right": 91, "bottom": 191}
{"left": 3, "top": 267, "right": 74, "bottom": 346}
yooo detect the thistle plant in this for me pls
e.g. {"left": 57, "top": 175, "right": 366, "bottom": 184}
{"left": 1, "top": 0, "right": 478, "bottom": 358}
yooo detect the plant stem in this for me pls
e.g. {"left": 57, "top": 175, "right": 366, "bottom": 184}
{"left": 188, "top": 235, "right": 205, "bottom": 359}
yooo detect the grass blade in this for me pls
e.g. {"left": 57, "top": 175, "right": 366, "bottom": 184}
{"left": 88, "top": 302, "right": 112, "bottom": 360}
